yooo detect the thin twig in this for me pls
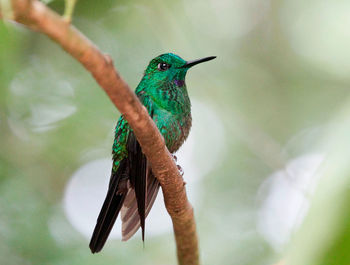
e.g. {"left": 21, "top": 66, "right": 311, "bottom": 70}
{"left": 3, "top": 0, "right": 199, "bottom": 264}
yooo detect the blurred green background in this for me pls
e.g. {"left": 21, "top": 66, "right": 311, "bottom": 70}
{"left": 1, "top": 0, "right": 350, "bottom": 264}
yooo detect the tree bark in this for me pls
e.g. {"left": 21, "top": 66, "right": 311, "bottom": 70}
{"left": 2, "top": 0, "right": 199, "bottom": 264}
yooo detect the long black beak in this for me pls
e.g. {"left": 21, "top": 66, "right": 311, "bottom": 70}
{"left": 181, "top": 56, "right": 216, "bottom": 68}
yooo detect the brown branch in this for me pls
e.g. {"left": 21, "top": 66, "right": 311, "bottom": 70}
{"left": 3, "top": 0, "right": 199, "bottom": 264}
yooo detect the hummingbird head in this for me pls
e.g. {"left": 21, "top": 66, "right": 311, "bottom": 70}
{"left": 138, "top": 53, "right": 215, "bottom": 113}
{"left": 143, "top": 53, "right": 216, "bottom": 85}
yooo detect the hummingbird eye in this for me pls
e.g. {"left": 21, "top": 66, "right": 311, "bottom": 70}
{"left": 157, "top": 62, "right": 170, "bottom": 71}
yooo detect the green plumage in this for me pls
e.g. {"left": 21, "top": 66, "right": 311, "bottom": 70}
{"left": 112, "top": 54, "right": 192, "bottom": 168}
{"left": 90, "top": 53, "right": 215, "bottom": 253}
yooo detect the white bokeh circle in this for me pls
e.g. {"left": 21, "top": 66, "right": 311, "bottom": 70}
{"left": 257, "top": 153, "right": 324, "bottom": 251}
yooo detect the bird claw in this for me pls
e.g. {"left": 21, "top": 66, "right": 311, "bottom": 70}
{"left": 172, "top": 154, "right": 177, "bottom": 162}
{"left": 172, "top": 154, "right": 183, "bottom": 176}
{"left": 177, "top": 164, "right": 184, "bottom": 176}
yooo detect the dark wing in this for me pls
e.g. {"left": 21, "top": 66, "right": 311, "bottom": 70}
{"left": 89, "top": 131, "right": 148, "bottom": 253}
{"left": 89, "top": 159, "right": 128, "bottom": 253}
{"left": 90, "top": 96, "right": 156, "bottom": 252}
{"left": 120, "top": 98, "right": 160, "bottom": 241}
{"left": 126, "top": 132, "right": 148, "bottom": 241}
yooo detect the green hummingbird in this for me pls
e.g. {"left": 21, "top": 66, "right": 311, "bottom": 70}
{"left": 89, "top": 53, "right": 216, "bottom": 253}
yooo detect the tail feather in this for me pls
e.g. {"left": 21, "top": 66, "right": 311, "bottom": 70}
{"left": 127, "top": 133, "right": 147, "bottom": 241}
{"left": 89, "top": 160, "right": 127, "bottom": 253}
{"left": 121, "top": 168, "right": 160, "bottom": 241}
{"left": 89, "top": 131, "right": 150, "bottom": 253}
